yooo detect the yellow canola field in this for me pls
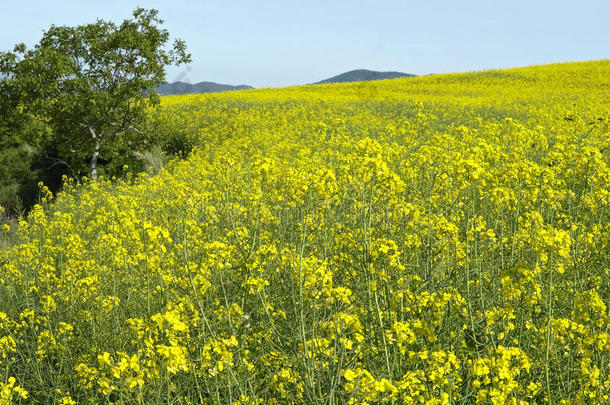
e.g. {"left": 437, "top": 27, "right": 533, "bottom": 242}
{"left": 1, "top": 60, "right": 609, "bottom": 404}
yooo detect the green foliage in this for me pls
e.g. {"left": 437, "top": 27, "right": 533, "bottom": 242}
{"left": 0, "top": 81, "right": 50, "bottom": 213}
{"left": 0, "top": 8, "right": 190, "bottom": 184}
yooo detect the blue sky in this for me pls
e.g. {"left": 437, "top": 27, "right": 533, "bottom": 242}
{"left": 1, "top": 0, "right": 608, "bottom": 88}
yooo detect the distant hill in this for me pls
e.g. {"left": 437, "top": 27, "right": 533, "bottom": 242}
{"left": 314, "top": 69, "right": 416, "bottom": 84}
{"left": 157, "top": 81, "right": 253, "bottom": 95}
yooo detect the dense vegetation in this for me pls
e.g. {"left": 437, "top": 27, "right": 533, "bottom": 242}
{"left": 0, "top": 60, "right": 609, "bottom": 404}
{"left": 0, "top": 8, "right": 189, "bottom": 212}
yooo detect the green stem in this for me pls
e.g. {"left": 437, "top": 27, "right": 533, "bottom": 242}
{"left": 545, "top": 266, "right": 553, "bottom": 405}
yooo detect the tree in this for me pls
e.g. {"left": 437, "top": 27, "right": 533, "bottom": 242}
{"left": 0, "top": 62, "right": 51, "bottom": 211}
{"left": 0, "top": 8, "right": 190, "bottom": 181}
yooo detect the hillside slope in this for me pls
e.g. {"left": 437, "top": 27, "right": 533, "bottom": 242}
{"left": 314, "top": 68, "right": 416, "bottom": 84}
{"left": 2, "top": 60, "right": 609, "bottom": 404}
{"left": 157, "top": 81, "right": 253, "bottom": 95}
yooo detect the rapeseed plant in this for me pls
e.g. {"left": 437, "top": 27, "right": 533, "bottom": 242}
{"left": 0, "top": 60, "right": 608, "bottom": 403}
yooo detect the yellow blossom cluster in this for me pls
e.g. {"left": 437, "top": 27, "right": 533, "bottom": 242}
{"left": 0, "top": 60, "right": 609, "bottom": 403}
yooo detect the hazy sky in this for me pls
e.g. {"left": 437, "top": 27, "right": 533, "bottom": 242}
{"left": 1, "top": 0, "right": 608, "bottom": 88}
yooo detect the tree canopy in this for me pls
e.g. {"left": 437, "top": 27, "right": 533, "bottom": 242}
{"left": 0, "top": 8, "right": 190, "bottom": 182}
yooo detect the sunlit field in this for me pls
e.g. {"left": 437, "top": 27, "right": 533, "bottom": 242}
{"left": 1, "top": 60, "right": 609, "bottom": 404}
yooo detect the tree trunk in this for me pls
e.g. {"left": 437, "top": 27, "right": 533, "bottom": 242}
{"left": 90, "top": 140, "right": 100, "bottom": 182}
{"left": 88, "top": 126, "right": 100, "bottom": 182}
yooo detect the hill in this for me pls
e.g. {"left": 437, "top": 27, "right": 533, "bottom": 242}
{"left": 156, "top": 81, "right": 253, "bottom": 95}
{"left": 314, "top": 69, "right": 416, "bottom": 84}
{"left": 2, "top": 60, "right": 610, "bottom": 403}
